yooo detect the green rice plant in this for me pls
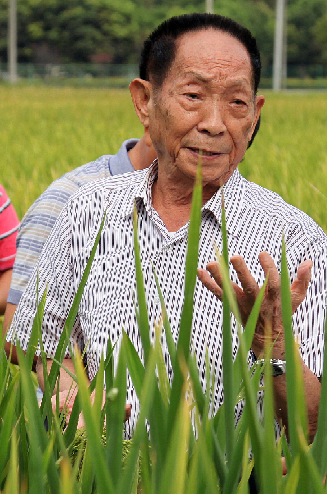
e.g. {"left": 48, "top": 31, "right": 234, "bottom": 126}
{"left": 2, "top": 163, "right": 327, "bottom": 493}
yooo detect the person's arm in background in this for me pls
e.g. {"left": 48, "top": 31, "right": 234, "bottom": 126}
{"left": 36, "top": 356, "right": 131, "bottom": 427}
{"left": 0, "top": 270, "right": 13, "bottom": 315}
{"left": 0, "top": 185, "right": 20, "bottom": 317}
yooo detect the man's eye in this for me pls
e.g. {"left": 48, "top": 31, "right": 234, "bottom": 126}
{"left": 233, "top": 99, "right": 246, "bottom": 105}
{"left": 186, "top": 93, "right": 199, "bottom": 100}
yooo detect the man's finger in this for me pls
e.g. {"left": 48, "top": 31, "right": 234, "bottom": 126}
{"left": 197, "top": 267, "right": 223, "bottom": 300}
{"left": 206, "top": 261, "right": 223, "bottom": 286}
{"left": 230, "top": 255, "right": 259, "bottom": 300}
{"left": 258, "top": 252, "right": 280, "bottom": 298}
{"left": 291, "top": 260, "right": 312, "bottom": 313}
{"left": 125, "top": 404, "right": 132, "bottom": 422}
{"left": 198, "top": 264, "right": 246, "bottom": 313}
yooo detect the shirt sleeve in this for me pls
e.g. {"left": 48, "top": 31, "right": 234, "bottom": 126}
{"left": 7, "top": 178, "right": 79, "bottom": 305}
{"left": 0, "top": 185, "right": 20, "bottom": 272}
{"left": 7, "top": 154, "right": 113, "bottom": 306}
{"left": 291, "top": 239, "right": 327, "bottom": 378}
{"left": 7, "top": 203, "right": 84, "bottom": 358}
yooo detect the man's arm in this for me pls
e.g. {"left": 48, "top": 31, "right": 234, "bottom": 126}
{"left": 198, "top": 252, "right": 321, "bottom": 443}
{"left": 3, "top": 302, "right": 19, "bottom": 364}
{"left": 37, "top": 357, "right": 132, "bottom": 426}
{"left": 37, "top": 357, "right": 79, "bottom": 393}
{"left": 0, "top": 270, "right": 13, "bottom": 315}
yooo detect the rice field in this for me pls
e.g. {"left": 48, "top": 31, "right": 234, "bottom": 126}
{"left": 1, "top": 85, "right": 327, "bottom": 231}
{"left": 1, "top": 84, "right": 327, "bottom": 493}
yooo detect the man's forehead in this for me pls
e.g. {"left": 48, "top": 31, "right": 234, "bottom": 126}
{"left": 166, "top": 29, "right": 253, "bottom": 89}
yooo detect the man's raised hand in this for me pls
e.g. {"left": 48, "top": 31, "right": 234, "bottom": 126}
{"left": 197, "top": 252, "right": 312, "bottom": 357}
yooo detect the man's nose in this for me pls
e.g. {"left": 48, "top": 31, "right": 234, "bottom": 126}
{"left": 197, "top": 103, "right": 227, "bottom": 136}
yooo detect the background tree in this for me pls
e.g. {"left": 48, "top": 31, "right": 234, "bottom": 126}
{"left": 287, "top": 0, "right": 327, "bottom": 75}
{"left": 0, "top": 0, "right": 326, "bottom": 71}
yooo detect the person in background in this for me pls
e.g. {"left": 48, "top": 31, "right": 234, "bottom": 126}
{"left": 0, "top": 185, "right": 20, "bottom": 315}
{"left": 3, "top": 132, "right": 157, "bottom": 351}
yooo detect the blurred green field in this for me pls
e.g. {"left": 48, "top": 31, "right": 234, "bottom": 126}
{"left": 1, "top": 85, "right": 327, "bottom": 231}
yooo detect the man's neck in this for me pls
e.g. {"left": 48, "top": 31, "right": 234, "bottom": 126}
{"left": 128, "top": 136, "right": 156, "bottom": 171}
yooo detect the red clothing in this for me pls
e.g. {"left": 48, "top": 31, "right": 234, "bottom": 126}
{"left": 0, "top": 185, "right": 20, "bottom": 271}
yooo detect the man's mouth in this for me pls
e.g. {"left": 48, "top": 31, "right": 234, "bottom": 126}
{"left": 188, "top": 147, "right": 221, "bottom": 157}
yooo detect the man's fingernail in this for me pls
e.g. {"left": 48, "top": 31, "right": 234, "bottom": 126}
{"left": 232, "top": 258, "right": 241, "bottom": 268}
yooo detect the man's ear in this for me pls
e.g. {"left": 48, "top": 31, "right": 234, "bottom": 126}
{"left": 249, "top": 94, "right": 265, "bottom": 142}
{"left": 129, "top": 78, "right": 152, "bottom": 128}
{"left": 144, "top": 126, "right": 153, "bottom": 148}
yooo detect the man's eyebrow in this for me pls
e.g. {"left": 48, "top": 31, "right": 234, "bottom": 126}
{"left": 180, "top": 72, "right": 252, "bottom": 89}
{"left": 224, "top": 78, "right": 252, "bottom": 89}
{"left": 180, "top": 71, "right": 212, "bottom": 84}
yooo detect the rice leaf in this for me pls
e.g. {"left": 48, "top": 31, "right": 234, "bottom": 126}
{"left": 237, "top": 319, "right": 263, "bottom": 476}
{"left": 16, "top": 342, "right": 60, "bottom": 494}
{"left": 158, "top": 387, "right": 190, "bottom": 494}
{"left": 187, "top": 352, "right": 205, "bottom": 417}
{"left": 80, "top": 443, "right": 95, "bottom": 494}
{"left": 311, "top": 315, "right": 327, "bottom": 475}
{"left": 297, "top": 426, "right": 324, "bottom": 494}
{"left": 222, "top": 419, "right": 248, "bottom": 494}
{"left": 123, "top": 330, "right": 145, "bottom": 397}
{"left": 236, "top": 431, "right": 252, "bottom": 494}
{"left": 73, "top": 346, "right": 114, "bottom": 494}
{"left": 117, "top": 340, "right": 157, "bottom": 494}
{"left": 0, "top": 387, "right": 17, "bottom": 484}
{"left": 155, "top": 322, "right": 170, "bottom": 407}
{"left": 4, "top": 427, "right": 18, "bottom": 494}
{"left": 25, "top": 275, "right": 47, "bottom": 370}
{"left": 106, "top": 343, "right": 127, "bottom": 488}
{"left": 133, "top": 205, "right": 150, "bottom": 364}
{"left": 220, "top": 195, "right": 235, "bottom": 462}
{"left": 280, "top": 236, "right": 308, "bottom": 459}
{"left": 261, "top": 344, "right": 283, "bottom": 494}
{"left": 168, "top": 161, "right": 202, "bottom": 441}
{"left": 283, "top": 456, "right": 300, "bottom": 494}
{"left": 152, "top": 265, "right": 176, "bottom": 365}
{"left": 139, "top": 435, "right": 152, "bottom": 494}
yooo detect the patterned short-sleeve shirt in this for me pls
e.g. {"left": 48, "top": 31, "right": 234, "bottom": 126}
{"left": 8, "top": 162, "right": 327, "bottom": 437}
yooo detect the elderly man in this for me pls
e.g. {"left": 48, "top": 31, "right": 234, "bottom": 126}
{"left": 7, "top": 13, "right": 326, "bottom": 440}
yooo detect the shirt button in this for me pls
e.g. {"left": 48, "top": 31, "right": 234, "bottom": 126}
{"left": 154, "top": 296, "right": 160, "bottom": 306}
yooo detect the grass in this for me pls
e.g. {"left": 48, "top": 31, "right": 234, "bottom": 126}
{"left": 0, "top": 85, "right": 142, "bottom": 219}
{"left": 0, "top": 85, "right": 327, "bottom": 232}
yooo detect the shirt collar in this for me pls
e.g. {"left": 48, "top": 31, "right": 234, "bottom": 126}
{"left": 134, "top": 160, "right": 158, "bottom": 214}
{"left": 203, "top": 168, "right": 246, "bottom": 239}
{"left": 120, "top": 161, "right": 246, "bottom": 239}
{"left": 117, "top": 160, "right": 158, "bottom": 219}
{"left": 108, "top": 139, "right": 139, "bottom": 176}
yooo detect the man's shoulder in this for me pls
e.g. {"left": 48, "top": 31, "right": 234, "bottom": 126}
{"left": 48, "top": 155, "right": 112, "bottom": 192}
{"left": 66, "top": 167, "right": 147, "bottom": 206}
{"left": 60, "top": 169, "right": 147, "bottom": 245}
{"left": 243, "top": 177, "right": 326, "bottom": 241}
{"left": 245, "top": 178, "right": 308, "bottom": 218}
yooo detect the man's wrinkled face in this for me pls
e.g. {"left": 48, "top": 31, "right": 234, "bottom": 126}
{"left": 147, "top": 29, "right": 264, "bottom": 188}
